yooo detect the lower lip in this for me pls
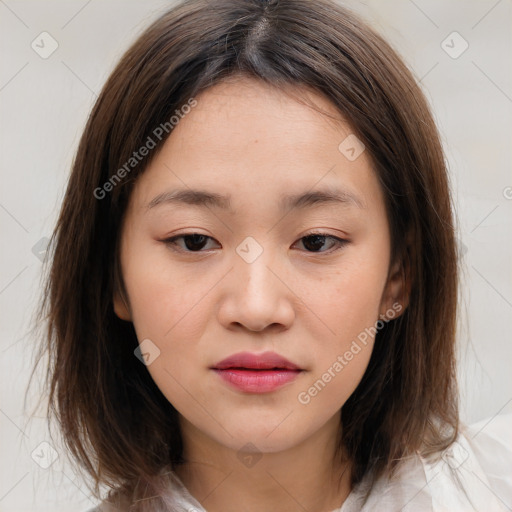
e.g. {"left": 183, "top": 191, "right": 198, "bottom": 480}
{"left": 213, "top": 369, "right": 302, "bottom": 393}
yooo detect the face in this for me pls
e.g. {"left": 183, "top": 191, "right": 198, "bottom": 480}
{"left": 114, "top": 77, "right": 406, "bottom": 455}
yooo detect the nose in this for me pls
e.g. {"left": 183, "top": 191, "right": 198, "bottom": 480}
{"left": 217, "top": 246, "right": 295, "bottom": 333}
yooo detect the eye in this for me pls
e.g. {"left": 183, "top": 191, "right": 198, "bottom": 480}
{"left": 163, "top": 233, "right": 220, "bottom": 252}
{"left": 293, "top": 232, "right": 348, "bottom": 253}
{"left": 162, "top": 232, "right": 349, "bottom": 254}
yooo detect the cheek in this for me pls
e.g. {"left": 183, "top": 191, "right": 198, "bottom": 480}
{"left": 309, "top": 257, "right": 387, "bottom": 343}
{"left": 298, "top": 346, "right": 373, "bottom": 413}
{"left": 297, "top": 274, "right": 379, "bottom": 411}
{"left": 123, "top": 242, "right": 209, "bottom": 339}
{"left": 124, "top": 253, "right": 211, "bottom": 407}
{"left": 299, "top": 248, "right": 388, "bottom": 401}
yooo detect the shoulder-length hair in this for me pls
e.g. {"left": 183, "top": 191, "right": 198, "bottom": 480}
{"left": 29, "top": 0, "right": 459, "bottom": 508}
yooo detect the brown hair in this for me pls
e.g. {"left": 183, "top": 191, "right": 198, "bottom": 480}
{"left": 28, "top": 0, "right": 459, "bottom": 508}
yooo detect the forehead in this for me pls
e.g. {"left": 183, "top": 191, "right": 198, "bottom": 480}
{"left": 128, "top": 77, "right": 383, "bottom": 216}
{"left": 175, "top": 77, "right": 349, "bottom": 150}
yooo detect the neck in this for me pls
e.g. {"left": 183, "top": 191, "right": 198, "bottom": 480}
{"left": 174, "top": 414, "right": 352, "bottom": 512}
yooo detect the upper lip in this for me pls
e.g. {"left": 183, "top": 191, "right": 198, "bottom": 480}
{"left": 212, "top": 351, "right": 302, "bottom": 371}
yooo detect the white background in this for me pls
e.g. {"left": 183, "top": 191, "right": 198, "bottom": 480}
{"left": 0, "top": 1, "right": 511, "bottom": 510}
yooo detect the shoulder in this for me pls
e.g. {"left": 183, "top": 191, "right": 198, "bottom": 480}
{"left": 340, "top": 413, "right": 512, "bottom": 512}
{"left": 83, "top": 500, "right": 141, "bottom": 511}
{"left": 81, "top": 490, "right": 134, "bottom": 512}
{"left": 81, "top": 470, "right": 206, "bottom": 512}
{"left": 422, "top": 412, "right": 512, "bottom": 511}
{"left": 82, "top": 504, "right": 122, "bottom": 512}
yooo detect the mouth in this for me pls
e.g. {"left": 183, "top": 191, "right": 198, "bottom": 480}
{"left": 211, "top": 351, "right": 303, "bottom": 393}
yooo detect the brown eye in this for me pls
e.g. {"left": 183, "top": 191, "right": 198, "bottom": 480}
{"left": 295, "top": 233, "right": 348, "bottom": 253}
{"left": 162, "top": 232, "right": 348, "bottom": 254}
{"left": 163, "top": 234, "right": 219, "bottom": 252}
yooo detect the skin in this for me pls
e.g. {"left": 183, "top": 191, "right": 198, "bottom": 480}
{"left": 114, "top": 76, "right": 408, "bottom": 512}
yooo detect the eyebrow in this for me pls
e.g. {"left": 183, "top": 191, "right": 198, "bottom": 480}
{"left": 146, "top": 186, "right": 365, "bottom": 213}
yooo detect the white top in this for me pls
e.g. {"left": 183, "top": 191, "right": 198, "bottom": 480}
{"left": 88, "top": 413, "right": 512, "bottom": 512}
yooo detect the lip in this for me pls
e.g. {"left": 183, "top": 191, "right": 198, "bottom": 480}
{"left": 211, "top": 351, "right": 303, "bottom": 394}
{"left": 213, "top": 351, "right": 301, "bottom": 371}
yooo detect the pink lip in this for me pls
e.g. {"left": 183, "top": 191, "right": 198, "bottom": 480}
{"left": 211, "top": 351, "right": 303, "bottom": 393}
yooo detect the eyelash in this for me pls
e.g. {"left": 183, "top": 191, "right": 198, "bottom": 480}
{"left": 161, "top": 232, "right": 349, "bottom": 255}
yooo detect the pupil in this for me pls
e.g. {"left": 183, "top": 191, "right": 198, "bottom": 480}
{"left": 185, "top": 234, "right": 207, "bottom": 251}
{"left": 182, "top": 235, "right": 328, "bottom": 252}
{"left": 303, "top": 235, "right": 325, "bottom": 252}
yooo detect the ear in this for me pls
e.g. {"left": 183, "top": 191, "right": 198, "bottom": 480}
{"left": 379, "top": 251, "right": 411, "bottom": 321}
{"left": 113, "top": 289, "right": 132, "bottom": 321}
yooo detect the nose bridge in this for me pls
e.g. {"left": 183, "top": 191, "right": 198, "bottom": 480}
{"left": 234, "top": 235, "right": 276, "bottom": 296}
{"left": 218, "top": 235, "right": 294, "bottom": 332}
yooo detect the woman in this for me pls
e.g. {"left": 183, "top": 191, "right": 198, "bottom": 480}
{"left": 32, "top": 0, "right": 512, "bottom": 510}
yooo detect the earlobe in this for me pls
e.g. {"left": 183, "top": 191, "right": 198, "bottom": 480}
{"left": 113, "top": 290, "right": 132, "bottom": 321}
{"left": 379, "top": 256, "right": 411, "bottom": 320}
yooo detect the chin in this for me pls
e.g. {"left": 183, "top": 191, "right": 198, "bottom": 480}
{"left": 215, "top": 418, "right": 310, "bottom": 454}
